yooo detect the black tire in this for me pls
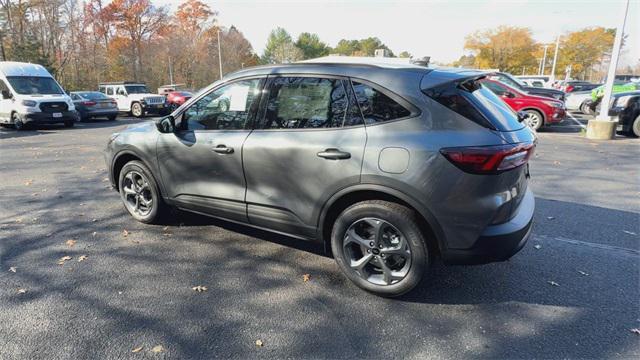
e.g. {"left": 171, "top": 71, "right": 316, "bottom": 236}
{"left": 330, "top": 200, "right": 430, "bottom": 297}
{"left": 118, "top": 160, "right": 165, "bottom": 224}
{"left": 108, "top": 115, "right": 117, "bottom": 121}
{"left": 63, "top": 120, "right": 74, "bottom": 128}
{"left": 12, "top": 113, "right": 25, "bottom": 131}
{"left": 523, "top": 109, "right": 544, "bottom": 131}
{"left": 131, "top": 102, "right": 144, "bottom": 118}
{"left": 631, "top": 115, "right": 640, "bottom": 138}
{"left": 579, "top": 102, "right": 590, "bottom": 115}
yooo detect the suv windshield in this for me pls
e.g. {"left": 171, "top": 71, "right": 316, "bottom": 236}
{"left": 7, "top": 76, "right": 64, "bottom": 95}
{"left": 491, "top": 73, "right": 526, "bottom": 89}
{"left": 125, "top": 85, "right": 149, "bottom": 94}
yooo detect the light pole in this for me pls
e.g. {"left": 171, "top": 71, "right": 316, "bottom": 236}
{"left": 217, "top": 27, "right": 223, "bottom": 80}
{"left": 586, "top": 0, "right": 630, "bottom": 140}
{"left": 550, "top": 36, "right": 560, "bottom": 81}
{"left": 541, "top": 44, "right": 549, "bottom": 75}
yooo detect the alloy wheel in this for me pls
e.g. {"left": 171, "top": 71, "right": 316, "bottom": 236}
{"left": 524, "top": 111, "right": 542, "bottom": 130}
{"left": 342, "top": 217, "right": 412, "bottom": 286}
{"left": 121, "top": 170, "right": 153, "bottom": 216}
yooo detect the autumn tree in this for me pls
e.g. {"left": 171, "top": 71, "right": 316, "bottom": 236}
{"left": 555, "top": 27, "right": 615, "bottom": 79}
{"left": 464, "top": 26, "right": 538, "bottom": 73}
{"left": 107, "top": 0, "right": 168, "bottom": 80}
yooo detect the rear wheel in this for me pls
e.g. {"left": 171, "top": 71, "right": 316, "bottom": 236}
{"left": 632, "top": 115, "right": 640, "bottom": 137}
{"left": 331, "top": 200, "right": 429, "bottom": 297}
{"left": 131, "top": 102, "right": 144, "bottom": 118}
{"left": 523, "top": 109, "right": 544, "bottom": 131}
{"left": 118, "top": 160, "right": 165, "bottom": 224}
{"left": 579, "top": 102, "right": 591, "bottom": 115}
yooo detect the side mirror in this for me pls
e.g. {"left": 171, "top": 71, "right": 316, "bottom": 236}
{"left": 156, "top": 116, "right": 175, "bottom": 133}
{"left": 1, "top": 90, "right": 12, "bottom": 99}
{"left": 501, "top": 92, "right": 515, "bottom": 98}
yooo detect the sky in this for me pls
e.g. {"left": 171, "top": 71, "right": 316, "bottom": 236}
{"left": 154, "top": 0, "right": 639, "bottom": 67}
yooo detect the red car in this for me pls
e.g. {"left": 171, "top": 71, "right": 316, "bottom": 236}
{"left": 480, "top": 79, "right": 565, "bottom": 130}
{"left": 166, "top": 91, "right": 193, "bottom": 111}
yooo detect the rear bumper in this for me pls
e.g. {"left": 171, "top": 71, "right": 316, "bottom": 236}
{"left": 442, "top": 187, "right": 535, "bottom": 265}
{"left": 20, "top": 111, "right": 79, "bottom": 124}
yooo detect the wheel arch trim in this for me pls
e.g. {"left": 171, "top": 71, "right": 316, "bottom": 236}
{"left": 317, "top": 184, "right": 447, "bottom": 254}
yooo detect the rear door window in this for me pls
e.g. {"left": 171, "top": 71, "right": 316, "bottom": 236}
{"left": 260, "top": 77, "right": 347, "bottom": 129}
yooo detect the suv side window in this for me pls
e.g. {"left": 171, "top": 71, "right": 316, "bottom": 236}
{"left": 260, "top": 77, "right": 347, "bottom": 129}
{"left": 106, "top": 87, "right": 114, "bottom": 96}
{"left": 483, "top": 81, "right": 509, "bottom": 96}
{"left": 351, "top": 81, "right": 411, "bottom": 124}
{"left": 183, "top": 78, "right": 261, "bottom": 131}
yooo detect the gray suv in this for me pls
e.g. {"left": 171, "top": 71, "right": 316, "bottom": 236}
{"left": 105, "top": 61, "right": 536, "bottom": 296}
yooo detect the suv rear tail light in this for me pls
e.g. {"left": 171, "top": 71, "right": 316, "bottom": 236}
{"left": 440, "top": 142, "right": 535, "bottom": 174}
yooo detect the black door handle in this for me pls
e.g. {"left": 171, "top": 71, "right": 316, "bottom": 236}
{"left": 212, "top": 145, "right": 234, "bottom": 154}
{"left": 317, "top": 148, "right": 351, "bottom": 160}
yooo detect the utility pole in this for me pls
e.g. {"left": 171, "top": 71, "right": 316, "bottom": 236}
{"left": 586, "top": 0, "right": 629, "bottom": 139}
{"left": 217, "top": 28, "right": 223, "bottom": 80}
{"left": 550, "top": 36, "right": 560, "bottom": 81}
{"left": 541, "top": 45, "right": 549, "bottom": 75}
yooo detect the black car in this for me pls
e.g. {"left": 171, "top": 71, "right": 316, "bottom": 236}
{"left": 488, "top": 72, "right": 565, "bottom": 102}
{"left": 70, "top": 91, "right": 119, "bottom": 121}
{"left": 608, "top": 91, "right": 640, "bottom": 137}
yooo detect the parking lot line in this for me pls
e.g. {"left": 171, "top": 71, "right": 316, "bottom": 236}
{"left": 567, "top": 112, "right": 587, "bottom": 129}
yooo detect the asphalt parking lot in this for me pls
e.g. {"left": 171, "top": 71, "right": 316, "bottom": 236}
{"left": 0, "top": 114, "right": 638, "bottom": 359}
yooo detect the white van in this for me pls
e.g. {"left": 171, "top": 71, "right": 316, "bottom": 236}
{"left": 0, "top": 61, "right": 78, "bottom": 129}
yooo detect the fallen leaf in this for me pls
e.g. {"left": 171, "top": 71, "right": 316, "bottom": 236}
{"left": 17, "top": 288, "right": 27, "bottom": 294}
{"left": 546, "top": 216, "right": 555, "bottom": 220}
{"left": 553, "top": 161, "right": 561, "bottom": 165}
{"left": 91, "top": 218, "right": 97, "bottom": 222}
{"left": 151, "top": 345, "right": 164, "bottom": 353}
{"left": 131, "top": 346, "right": 144, "bottom": 353}
{"left": 302, "top": 274, "right": 311, "bottom": 282}
{"left": 255, "top": 339, "right": 264, "bottom": 347}
{"left": 78, "top": 255, "right": 88, "bottom": 262}
{"left": 192, "top": 285, "right": 208, "bottom": 292}
{"left": 123, "top": 229, "right": 129, "bottom": 237}
{"left": 622, "top": 230, "right": 637, "bottom": 236}
{"left": 9, "top": 267, "right": 17, "bottom": 273}
{"left": 15, "top": 218, "right": 22, "bottom": 223}
{"left": 24, "top": 180, "right": 33, "bottom": 186}
{"left": 631, "top": 328, "right": 640, "bottom": 335}
{"left": 578, "top": 270, "right": 589, "bottom": 276}
{"left": 91, "top": 231, "right": 97, "bottom": 237}
{"left": 66, "top": 239, "right": 77, "bottom": 247}
{"left": 162, "top": 226, "right": 169, "bottom": 231}
{"left": 533, "top": 244, "right": 541, "bottom": 250}
{"left": 58, "top": 255, "right": 72, "bottom": 265}
{"left": 547, "top": 281, "right": 560, "bottom": 287}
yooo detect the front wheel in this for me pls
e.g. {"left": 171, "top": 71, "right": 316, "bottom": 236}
{"left": 330, "top": 200, "right": 429, "bottom": 297}
{"left": 12, "top": 113, "right": 25, "bottom": 130}
{"left": 523, "top": 109, "right": 544, "bottom": 131}
{"left": 118, "top": 161, "right": 165, "bottom": 224}
{"left": 131, "top": 102, "right": 144, "bottom": 118}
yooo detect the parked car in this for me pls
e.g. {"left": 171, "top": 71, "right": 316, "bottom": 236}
{"left": 98, "top": 82, "right": 168, "bottom": 118}
{"left": 70, "top": 91, "right": 118, "bottom": 121}
{"left": 0, "top": 61, "right": 78, "bottom": 130}
{"left": 517, "top": 75, "right": 550, "bottom": 88}
{"left": 488, "top": 72, "right": 565, "bottom": 101}
{"left": 593, "top": 91, "right": 640, "bottom": 137}
{"left": 105, "top": 61, "right": 536, "bottom": 297}
{"left": 519, "top": 79, "right": 546, "bottom": 88}
{"left": 565, "top": 91, "right": 594, "bottom": 114}
{"left": 480, "top": 78, "right": 565, "bottom": 130}
{"left": 558, "top": 81, "right": 600, "bottom": 93}
{"left": 166, "top": 91, "right": 193, "bottom": 111}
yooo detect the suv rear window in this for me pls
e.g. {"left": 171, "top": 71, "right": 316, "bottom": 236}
{"left": 423, "top": 77, "right": 524, "bottom": 131}
{"left": 351, "top": 81, "right": 411, "bottom": 124}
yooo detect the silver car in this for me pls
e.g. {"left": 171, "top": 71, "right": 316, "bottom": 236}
{"left": 105, "top": 61, "right": 536, "bottom": 296}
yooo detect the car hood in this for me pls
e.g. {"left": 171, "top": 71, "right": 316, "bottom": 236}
{"left": 121, "top": 120, "right": 157, "bottom": 133}
{"left": 523, "top": 87, "right": 564, "bottom": 96}
{"left": 14, "top": 94, "right": 72, "bottom": 102}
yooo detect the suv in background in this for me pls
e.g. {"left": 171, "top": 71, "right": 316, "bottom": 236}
{"left": 481, "top": 78, "right": 565, "bottom": 131}
{"left": 99, "top": 82, "right": 168, "bottom": 118}
{"left": 105, "top": 61, "right": 536, "bottom": 296}
{"left": 489, "top": 72, "right": 565, "bottom": 102}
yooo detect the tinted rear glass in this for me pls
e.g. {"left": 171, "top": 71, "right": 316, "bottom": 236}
{"left": 468, "top": 85, "right": 524, "bottom": 131}
{"left": 80, "top": 92, "right": 109, "bottom": 100}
